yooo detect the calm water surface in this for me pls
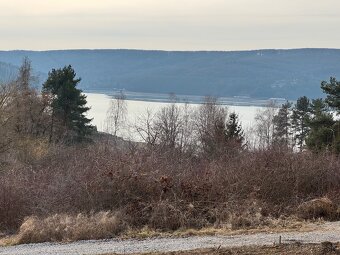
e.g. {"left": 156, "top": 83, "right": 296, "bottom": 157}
{"left": 85, "top": 93, "right": 266, "bottom": 140}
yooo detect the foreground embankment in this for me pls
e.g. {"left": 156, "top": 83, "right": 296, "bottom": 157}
{"left": 1, "top": 221, "right": 340, "bottom": 255}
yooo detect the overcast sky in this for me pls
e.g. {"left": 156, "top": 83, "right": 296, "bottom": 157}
{"left": 1, "top": 0, "right": 340, "bottom": 51}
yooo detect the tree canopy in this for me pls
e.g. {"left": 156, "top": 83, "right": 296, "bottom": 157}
{"left": 43, "top": 65, "right": 94, "bottom": 143}
{"left": 321, "top": 77, "right": 340, "bottom": 115}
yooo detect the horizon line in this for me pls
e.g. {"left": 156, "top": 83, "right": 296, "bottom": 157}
{"left": 1, "top": 47, "right": 340, "bottom": 53}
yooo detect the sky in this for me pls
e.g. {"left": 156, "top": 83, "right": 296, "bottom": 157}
{"left": 1, "top": 0, "right": 340, "bottom": 51}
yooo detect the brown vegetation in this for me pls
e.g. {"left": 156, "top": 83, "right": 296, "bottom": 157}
{"left": 0, "top": 141, "right": 339, "bottom": 240}
{"left": 15, "top": 211, "right": 125, "bottom": 244}
{"left": 297, "top": 198, "right": 339, "bottom": 221}
{"left": 103, "top": 243, "right": 340, "bottom": 255}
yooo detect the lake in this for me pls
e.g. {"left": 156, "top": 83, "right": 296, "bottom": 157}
{"left": 85, "top": 93, "right": 268, "bottom": 141}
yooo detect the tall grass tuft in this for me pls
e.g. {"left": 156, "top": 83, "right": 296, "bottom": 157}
{"left": 15, "top": 211, "right": 125, "bottom": 244}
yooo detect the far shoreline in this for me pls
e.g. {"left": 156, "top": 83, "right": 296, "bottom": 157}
{"left": 83, "top": 90, "right": 289, "bottom": 107}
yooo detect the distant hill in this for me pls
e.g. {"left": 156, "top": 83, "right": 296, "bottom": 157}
{"left": 0, "top": 61, "right": 18, "bottom": 83}
{"left": 1, "top": 48, "right": 340, "bottom": 99}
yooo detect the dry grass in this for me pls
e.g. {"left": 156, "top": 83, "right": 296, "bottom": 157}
{"left": 103, "top": 243, "right": 340, "bottom": 255}
{"left": 1, "top": 214, "right": 321, "bottom": 246}
{"left": 114, "top": 216, "right": 318, "bottom": 240}
{"left": 12, "top": 211, "right": 125, "bottom": 244}
{"left": 297, "top": 198, "right": 339, "bottom": 221}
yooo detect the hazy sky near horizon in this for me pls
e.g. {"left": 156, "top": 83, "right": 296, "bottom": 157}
{"left": 1, "top": 0, "right": 340, "bottom": 51}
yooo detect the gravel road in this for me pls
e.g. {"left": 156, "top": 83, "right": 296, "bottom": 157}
{"left": 1, "top": 222, "right": 339, "bottom": 255}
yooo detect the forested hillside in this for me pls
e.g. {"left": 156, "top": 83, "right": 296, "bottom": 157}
{"left": 1, "top": 48, "right": 340, "bottom": 99}
{"left": 0, "top": 61, "right": 18, "bottom": 83}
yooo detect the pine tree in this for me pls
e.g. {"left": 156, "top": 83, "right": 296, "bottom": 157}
{"left": 319, "top": 78, "right": 340, "bottom": 152}
{"left": 225, "top": 112, "right": 244, "bottom": 146}
{"left": 273, "top": 101, "right": 292, "bottom": 148}
{"left": 43, "top": 65, "right": 94, "bottom": 143}
{"left": 310, "top": 98, "right": 328, "bottom": 116}
{"left": 213, "top": 115, "right": 228, "bottom": 152}
{"left": 291, "top": 96, "right": 311, "bottom": 151}
{"left": 321, "top": 77, "right": 340, "bottom": 115}
{"left": 306, "top": 99, "right": 336, "bottom": 152}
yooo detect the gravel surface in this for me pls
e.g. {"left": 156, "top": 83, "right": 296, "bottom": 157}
{"left": 1, "top": 222, "right": 339, "bottom": 255}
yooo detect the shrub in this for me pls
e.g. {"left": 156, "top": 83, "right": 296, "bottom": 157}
{"left": 297, "top": 198, "right": 339, "bottom": 221}
{"left": 149, "top": 201, "right": 186, "bottom": 231}
{"left": 0, "top": 172, "right": 30, "bottom": 231}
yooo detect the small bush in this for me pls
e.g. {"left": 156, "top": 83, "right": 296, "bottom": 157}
{"left": 15, "top": 211, "right": 125, "bottom": 244}
{"left": 230, "top": 215, "right": 252, "bottom": 230}
{"left": 149, "top": 202, "right": 186, "bottom": 231}
{"left": 297, "top": 198, "right": 338, "bottom": 220}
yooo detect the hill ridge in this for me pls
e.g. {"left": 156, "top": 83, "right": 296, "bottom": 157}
{"left": 1, "top": 48, "right": 340, "bottom": 99}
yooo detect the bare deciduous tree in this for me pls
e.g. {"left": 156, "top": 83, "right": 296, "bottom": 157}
{"left": 254, "top": 101, "right": 277, "bottom": 149}
{"left": 134, "top": 96, "right": 196, "bottom": 152}
{"left": 194, "top": 96, "right": 228, "bottom": 155}
{"left": 0, "top": 82, "right": 15, "bottom": 154}
{"left": 154, "top": 98, "right": 183, "bottom": 150}
{"left": 11, "top": 58, "right": 48, "bottom": 138}
{"left": 0, "top": 58, "right": 49, "bottom": 162}
{"left": 177, "top": 102, "right": 196, "bottom": 152}
{"left": 105, "top": 92, "right": 127, "bottom": 137}
{"left": 16, "top": 57, "right": 37, "bottom": 91}
{"left": 135, "top": 108, "right": 159, "bottom": 146}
